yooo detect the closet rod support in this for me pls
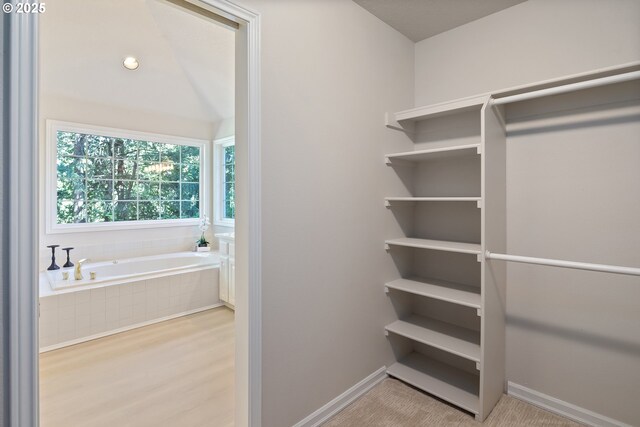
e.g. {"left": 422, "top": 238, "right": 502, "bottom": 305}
{"left": 485, "top": 251, "right": 640, "bottom": 277}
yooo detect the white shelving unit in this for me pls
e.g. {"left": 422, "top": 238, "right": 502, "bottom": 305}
{"left": 383, "top": 95, "right": 506, "bottom": 421}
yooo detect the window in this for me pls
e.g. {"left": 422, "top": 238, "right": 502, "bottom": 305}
{"left": 214, "top": 136, "right": 235, "bottom": 226}
{"left": 47, "top": 121, "right": 208, "bottom": 233}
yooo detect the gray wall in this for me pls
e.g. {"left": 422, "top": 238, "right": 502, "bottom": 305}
{"left": 414, "top": 0, "right": 640, "bottom": 424}
{"left": 238, "top": 0, "right": 414, "bottom": 425}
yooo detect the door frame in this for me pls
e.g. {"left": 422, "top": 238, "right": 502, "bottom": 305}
{"left": 6, "top": 1, "right": 262, "bottom": 425}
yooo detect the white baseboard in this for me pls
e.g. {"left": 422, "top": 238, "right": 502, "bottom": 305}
{"left": 508, "top": 382, "right": 631, "bottom": 427}
{"left": 40, "top": 303, "right": 225, "bottom": 353}
{"left": 293, "top": 366, "right": 387, "bottom": 427}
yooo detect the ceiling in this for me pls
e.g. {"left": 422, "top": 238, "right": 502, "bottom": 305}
{"left": 40, "top": 0, "right": 235, "bottom": 124}
{"left": 353, "top": 0, "right": 528, "bottom": 42}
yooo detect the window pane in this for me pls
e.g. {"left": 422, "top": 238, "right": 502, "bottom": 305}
{"left": 87, "top": 200, "right": 113, "bottom": 223}
{"left": 181, "top": 200, "right": 199, "bottom": 219}
{"left": 181, "top": 145, "right": 200, "bottom": 164}
{"left": 135, "top": 181, "right": 160, "bottom": 200}
{"left": 225, "top": 182, "right": 235, "bottom": 203}
{"left": 138, "top": 162, "right": 162, "bottom": 181}
{"left": 138, "top": 141, "right": 161, "bottom": 162}
{"left": 160, "top": 182, "right": 180, "bottom": 200}
{"left": 161, "top": 162, "right": 180, "bottom": 181}
{"left": 58, "top": 156, "right": 85, "bottom": 181}
{"left": 161, "top": 144, "right": 180, "bottom": 163}
{"left": 114, "top": 138, "right": 137, "bottom": 159}
{"left": 114, "top": 159, "right": 138, "bottom": 180}
{"left": 114, "top": 180, "right": 137, "bottom": 201}
{"left": 224, "top": 145, "right": 235, "bottom": 163}
{"left": 57, "top": 199, "right": 86, "bottom": 224}
{"left": 181, "top": 163, "right": 199, "bottom": 182}
{"left": 225, "top": 164, "right": 234, "bottom": 183}
{"left": 114, "top": 201, "right": 137, "bottom": 221}
{"left": 57, "top": 131, "right": 86, "bottom": 156}
{"left": 87, "top": 180, "right": 113, "bottom": 200}
{"left": 86, "top": 158, "right": 113, "bottom": 179}
{"left": 160, "top": 201, "right": 180, "bottom": 219}
{"left": 181, "top": 183, "right": 199, "bottom": 201}
{"left": 224, "top": 200, "right": 234, "bottom": 219}
{"left": 57, "top": 178, "right": 84, "bottom": 201}
{"left": 138, "top": 201, "right": 160, "bottom": 220}
{"left": 85, "top": 135, "right": 113, "bottom": 158}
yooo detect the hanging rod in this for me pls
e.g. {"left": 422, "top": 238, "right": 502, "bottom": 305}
{"left": 492, "top": 70, "right": 640, "bottom": 105}
{"left": 485, "top": 251, "right": 640, "bottom": 277}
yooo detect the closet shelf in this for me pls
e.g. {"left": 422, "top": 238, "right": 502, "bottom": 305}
{"left": 395, "top": 95, "right": 488, "bottom": 124}
{"left": 385, "top": 144, "right": 480, "bottom": 165}
{"left": 387, "top": 352, "right": 479, "bottom": 415}
{"left": 386, "top": 314, "right": 480, "bottom": 362}
{"left": 385, "top": 197, "right": 481, "bottom": 204}
{"left": 385, "top": 278, "right": 481, "bottom": 309}
{"left": 385, "top": 238, "right": 481, "bottom": 255}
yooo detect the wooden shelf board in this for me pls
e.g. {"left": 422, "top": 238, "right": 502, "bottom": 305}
{"left": 385, "top": 277, "right": 481, "bottom": 309}
{"left": 386, "top": 315, "right": 480, "bottom": 362}
{"left": 387, "top": 352, "right": 479, "bottom": 414}
{"left": 386, "top": 144, "right": 480, "bottom": 164}
{"left": 385, "top": 197, "right": 481, "bottom": 203}
{"left": 395, "top": 95, "right": 488, "bottom": 124}
{"left": 385, "top": 238, "right": 481, "bottom": 255}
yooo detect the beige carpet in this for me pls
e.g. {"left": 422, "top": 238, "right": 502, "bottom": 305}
{"left": 324, "top": 379, "right": 582, "bottom": 426}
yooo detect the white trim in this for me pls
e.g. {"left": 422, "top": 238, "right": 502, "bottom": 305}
{"left": 293, "top": 367, "right": 388, "bottom": 427}
{"left": 9, "top": 8, "right": 40, "bottom": 427}
{"left": 507, "top": 382, "right": 632, "bottom": 427}
{"left": 39, "top": 303, "right": 224, "bottom": 353}
{"left": 213, "top": 135, "right": 236, "bottom": 227}
{"left": 45, "top": 120, "right": 210, "bottom": 234}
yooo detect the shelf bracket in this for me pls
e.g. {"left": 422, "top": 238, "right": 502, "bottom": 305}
{"left": 476, "top": 145, "right": 482, "bottom": 155}
{"left": 476, "top": 308, "right": 482, "bottom": 317}
{"left": 476, "top": 254, "right": 483, "bottom": 263}
{"left": 475, "top": 361, "right": 480, "bottom": 371}
{"left": 384, "top": 286, "right": 389, "bottom": 294}
{"left": 476, "top": 200, "right": 482, "bottom": 209}
{"left": 384, "top": 330, "right": 389, "bottom": 337}
{"left": 385, "top": 112, "right": 415, "bottom": 135}
{"left": 384, "top": 200, "right": 391, "bottom": 208}
{"left": 384, "top": 243, "right": 390, "bottom": 252}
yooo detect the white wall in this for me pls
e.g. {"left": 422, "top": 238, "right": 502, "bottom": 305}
{"left": 414, "top": 0, "right": 640, "bottom": 106}
{"left": 235, "top": 0, "right": 414, "bottom": 425}
{"left": 414, "top": 0, "right": 640, "bottom": 424}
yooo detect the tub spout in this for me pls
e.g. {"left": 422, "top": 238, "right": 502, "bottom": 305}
{"left": 74, "top": 258, "right": 89, "bottom": 280}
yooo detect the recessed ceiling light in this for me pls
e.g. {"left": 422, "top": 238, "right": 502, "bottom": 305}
{"left": 123, "top": 56, "right": 139, "bottom": 70}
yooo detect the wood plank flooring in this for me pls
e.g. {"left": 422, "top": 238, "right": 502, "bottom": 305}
{"left": 40, "top": 307, "right": 235, "bottom": 427}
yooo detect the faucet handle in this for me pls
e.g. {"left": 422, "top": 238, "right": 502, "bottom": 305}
{"left": 78, "top": 258, "right": 89, "bottom": 265}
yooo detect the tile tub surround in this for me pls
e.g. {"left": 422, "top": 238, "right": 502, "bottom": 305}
{"left": 39, "top": 268, "right": 220, "bottom": 351}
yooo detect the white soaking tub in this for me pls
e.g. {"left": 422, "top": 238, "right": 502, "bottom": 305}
{"left": 39, "top": 251, "right": 221, "bottom": 352}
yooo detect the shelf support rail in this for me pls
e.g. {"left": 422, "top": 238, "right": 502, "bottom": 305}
{"left": 485, "top": 251, "right": 640, "bottom": 277}
{"left": 492, "top": 70, "right": 640, "bottom": 105}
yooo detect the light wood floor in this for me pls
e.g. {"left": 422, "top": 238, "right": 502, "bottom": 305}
{"left": 40, "top": 307, "right": 235, "bottom": 427}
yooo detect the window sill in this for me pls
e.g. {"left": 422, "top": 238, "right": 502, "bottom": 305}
{"left": 214, "top": 219, "right": 235, "bottom": 228}
{"left": 46, "top": 218, "right": 201, "bottom": 234}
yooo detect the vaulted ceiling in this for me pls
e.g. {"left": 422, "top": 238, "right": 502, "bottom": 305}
{"left": 40, "top": 0, "right": 235, "bottom": 124}
{"left": 353, "top": 0, "right": 528, "bottom": 42}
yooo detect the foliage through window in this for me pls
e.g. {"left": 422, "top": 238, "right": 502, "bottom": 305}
{"left": 223, "top": 145, "right": 235, "bottom": 219}
{"left": 55, "top": 127, "right": 203, "bottom": 226}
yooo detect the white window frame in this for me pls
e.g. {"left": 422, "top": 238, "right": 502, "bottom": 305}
{"left": 46, "top": 120, "right": 210, "bottom": 234}
{"left": 213, "top": 135, "right": 235, "bottom": 227}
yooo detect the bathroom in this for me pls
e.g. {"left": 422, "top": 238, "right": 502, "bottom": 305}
{"left": 36, "top": 0, "right": 238, "bottom": 425}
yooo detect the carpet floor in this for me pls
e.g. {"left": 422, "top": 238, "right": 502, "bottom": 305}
{"left": 323, "top": 378, "right": 582, "bottom": 426}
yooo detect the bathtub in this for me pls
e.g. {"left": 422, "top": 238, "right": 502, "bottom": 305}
{"left": 46, "top": 251, "right": 219, "bottom": 291}
{"left": 39, "top": 251, "right": 221, "bottom": 352}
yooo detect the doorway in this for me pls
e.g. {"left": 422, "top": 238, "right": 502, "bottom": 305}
{"left": 5, "top": 0, "right": 261, "bottom": 425}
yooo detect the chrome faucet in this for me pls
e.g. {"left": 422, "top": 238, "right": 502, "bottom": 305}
{"left": 74, "top": 258, "right": 89, "bottom": 280}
